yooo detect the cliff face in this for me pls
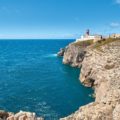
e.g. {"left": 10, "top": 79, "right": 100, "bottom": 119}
{"left": 61, "top": 40, "right": 120, "bottom": 120}
{"left": 1, "top": 40, "right": 119, "bottom": 120}
{"left": 62, "top": 43, "right": 86, "bottom": 68}
{"left": 57, "top": 48, "right": 65, "bottom": 56}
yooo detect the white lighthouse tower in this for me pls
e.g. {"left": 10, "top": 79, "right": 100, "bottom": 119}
{"left": 76, "top": 29, "right": 96, "bottom": 41}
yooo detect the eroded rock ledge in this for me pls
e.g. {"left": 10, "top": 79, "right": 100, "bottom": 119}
{"left": 60, "top": 39, "right": 120, "bottom": 120}
{"left": 60, "top": 40, "right": 94, "bottom": 68}
{"left": 0, "top": 110, "right": 43, "bottom": 120}
{"left": 62, "top": 44, "right": 86, "bottom": 68}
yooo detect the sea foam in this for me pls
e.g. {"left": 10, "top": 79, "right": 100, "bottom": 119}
{"left": 43, "top": 54, "right": 57, "bottom": 58}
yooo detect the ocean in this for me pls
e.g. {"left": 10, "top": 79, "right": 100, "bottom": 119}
{"left": 0, "top": 39, "right": 94, "bottom": 119}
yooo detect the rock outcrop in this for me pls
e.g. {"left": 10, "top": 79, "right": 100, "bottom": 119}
{"left": 61, "top": 39, "right": 120, "bottom": 120}
{"left": 1, "top": 39, "right": 119, "bottom": 120}
{"left": 0, "top": 110, "right": 43, "bottom": 120}
{"left": 57, "top": 48, "right": 65, "bottom": 57}
{"left": 62, "top": 43, "right": 86, "bottom": 68}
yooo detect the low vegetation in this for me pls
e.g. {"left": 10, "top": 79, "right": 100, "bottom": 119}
{"left": 72, "top": 38, "right": 119, "bottom": 52}
{"left": 104, "top": 64, "right": 115, "bottom": 70}
{"left": 93, "top": 38, "right": 120, "bottom": 49}
{"left": 73, "top": 39, "right": 94, "bottom": 47}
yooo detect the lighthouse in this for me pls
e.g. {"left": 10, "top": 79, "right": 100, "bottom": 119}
{"left": 86, "top": 29, "right": 90, "bottom": 37}
{"left": 76, "top": 29, "right": 102, "bottom": 42}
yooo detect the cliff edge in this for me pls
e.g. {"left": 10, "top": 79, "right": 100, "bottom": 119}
{"left": 60, "top": 39, "right": 120, "bottom": 120}
{"left": 62, "top": 40, "right": 93, "bottom": 68}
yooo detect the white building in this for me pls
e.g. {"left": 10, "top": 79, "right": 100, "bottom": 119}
{"left": 110, "top": 33, "right": 120, "bottom": 38}
{"left": 76, "top": 30, "right": 102, "bottom": 42}
{"left": 76, "top": 35, "right": 95, "bottom": 41}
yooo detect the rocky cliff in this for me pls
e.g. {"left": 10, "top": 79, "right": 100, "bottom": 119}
{"left": 1, "top": 39, "right": 119, "bottom": 120}
{"left": 61, "top": 40, "right": 93, "bottom": 68}
{"left": 62, "top": 44, "right": 85, "bottom": 68}
{"left": 60, "top": 39, "right": 120, "bottom": 120}
{"left": 0, "top": 110, "right": 43, "bottom": 120}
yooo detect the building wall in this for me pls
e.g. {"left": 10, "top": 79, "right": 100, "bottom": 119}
{"left": 93, "top": 35, "right": 102, "bottom": 42}
{"left": 76, "top": 35, "right": 102, "bottom": 42}
{"left": 76, "top": 35, "right": 95, "bottom": 42}
{"left": 110, "top": 34, "right": 120, "bottom": 38}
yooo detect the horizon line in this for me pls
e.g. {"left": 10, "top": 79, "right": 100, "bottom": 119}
{"left": 0, "top": 38, "right": 75, "bottom": 40}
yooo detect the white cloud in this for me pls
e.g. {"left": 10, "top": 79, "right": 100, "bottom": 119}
{"left": 110, "top": 22, "right": 120, "bottom": 27}
{"left": 116, "top": 0, "right": 120, "bottom": 4}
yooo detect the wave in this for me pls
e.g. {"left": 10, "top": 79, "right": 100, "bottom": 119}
{"left": 43, "top": 54, "right": 57, "bottom": 58}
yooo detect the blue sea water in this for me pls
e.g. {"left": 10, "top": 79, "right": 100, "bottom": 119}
{"left": 0, "top": 39, "right": 94, "bottom": 119}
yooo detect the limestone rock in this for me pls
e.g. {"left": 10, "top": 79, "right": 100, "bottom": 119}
{"left": 57, "top": 48, "right": 65, "bottom": 56}
{"left": 61, "top": 102, "right": 113, "bottom": 120}
{"left": 113, "top": 104, "right": 120, "bottom": 120}
{"left": 0, "top": 111, "right": 43, "bottom": 120}
{"left": 61, "top": 40, "right": 120, "bottom": 120}
{"left": 0, "top": 110, "right": 9, "bottom": 120}
{"left": 63, "top": 43, "right": 86, "bottom": 68}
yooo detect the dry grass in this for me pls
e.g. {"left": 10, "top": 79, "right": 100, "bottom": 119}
{"left": 73, "top": 39, "right": 94, "bottom": 47}
{"left": 72, "top": 38, "right": 120, "bottom": 51}
{"left": 104, "top": 64, "right": 115, "bottom": 70}
{"left": 93, "top": 38, "right": 120, "bottom": 49}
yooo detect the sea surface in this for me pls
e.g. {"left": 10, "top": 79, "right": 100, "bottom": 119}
{"left": 0, "top": 39, "right": 94, "bottom": 119}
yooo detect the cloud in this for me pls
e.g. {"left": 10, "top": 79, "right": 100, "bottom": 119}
{"left": 116, "top": 0, "right": 120, "bottom": 4}
{"left": 110, "top": 22, "right": 120, "bottom": 28}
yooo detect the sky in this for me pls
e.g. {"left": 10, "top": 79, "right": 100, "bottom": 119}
{"left": 0, "top": 0, "right": 120, "bottom": 39}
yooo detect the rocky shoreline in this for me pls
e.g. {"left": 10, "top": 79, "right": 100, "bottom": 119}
{"left": 0, "top": 110, "right": 43, "bottom": 120}
{"left": 59, "top": 39, "right": 120, "bottom": 120}
{"left": 0, "top": 39, "right": 119, "bottom": 120}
